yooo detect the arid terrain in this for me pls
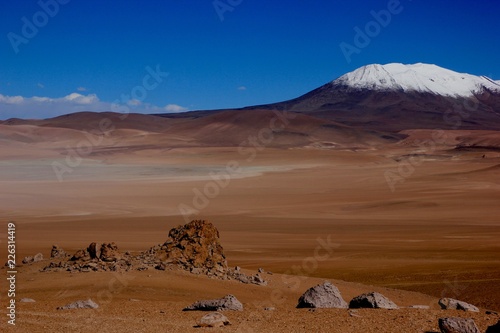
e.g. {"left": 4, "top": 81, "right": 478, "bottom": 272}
{"left": 1, "top": 109, "right": 500, "bottom": 332}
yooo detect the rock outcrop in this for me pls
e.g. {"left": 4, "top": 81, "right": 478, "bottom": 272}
{"left": 39, "top": 220, "right": 266, "bottom": 286}
{"left": 438, "top": 317, "right": 480, "bottom": 333}
{"left": 349, "top": 292, "right": 399, "bottom": 309}
{"left": 183, "top": 295, "right": 243, "bottom": 311}
{"left": 146, "top": 220, "right": 227, "bottom": 277}
{"left": 297, "top": 282, "right": 348, "bottom": 309}
{"left": 438, "top": 298, "right": 479, "bottom": 312}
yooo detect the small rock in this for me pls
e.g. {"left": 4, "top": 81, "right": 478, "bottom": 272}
{"left": 408, "top": 305, "right": 430, "bottom": 309}
{"left": 183, "top": 294, "right": 243, "bottom": 311}
{"left": 349, "top": 292, "right": 399, "bottom": 309}
{"left": 33, "top": 253, "right": 44, "bottom": 262}
{"left": 348, "top": 309, "right": 362, "bottom": 318}
{"left": 57, "top": 299, "right": 99, "bottom": 310}
{"left": 22, "top": 256, "right": 34, "bottom": 264}
{"left": 258, "top": 268, "right": 264, "bottom": 273}
{"left": 197, "top": 312, "right": 231, "bottom": 328}
{"left": 155, "top": 263, "right": 166, "bottom": 271}
{"left": 234, "top": 266, "right": 241, "bottom": 273}
{"left": 486, "top": 310, "right": 498, "bottom": 315}
{"left": 297, "top": 281, "right": 348, "bottom": 309}
{"left": 438, "top": 317, "right": 480, "bottom": 333}
{"left": 190, "top": 267, "right": 202, "bottom": 275}
{"left": 50, "top": 245, "right": 66, "bottom": 259}
{"left": 439, "top": 298, "right": 479, "bottom": 312}
{"left": 264, "top": 307, "right": 275, "bottom": 311}
{"left": 20, "top": 298, "right": 36, "bottom": 303}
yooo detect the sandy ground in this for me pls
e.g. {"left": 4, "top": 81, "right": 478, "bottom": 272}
{"left": 1, "top": 132, "right": 500, "bottom": 331}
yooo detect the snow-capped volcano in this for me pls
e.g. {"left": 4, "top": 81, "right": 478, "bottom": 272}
{"left": 249, "top": 62, "right": 500, "bottom": 131}
{"left": 334, "top": 63, "right": 500, "bottom": 97}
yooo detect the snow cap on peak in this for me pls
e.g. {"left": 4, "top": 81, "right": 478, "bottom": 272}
{"left": 334, "top": 63, "right": 500, "bottom": 97}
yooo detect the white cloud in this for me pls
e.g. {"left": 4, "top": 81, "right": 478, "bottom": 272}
{"left": 37, "top": 83, "right": 45, "bottom": 89}
{"left": 237, "top": 86, "right": 247, "bottom": 91}
{"left": 63, "top": 93, "right": 99, "bottom": 105}
{"left": 77, "top": 87, "right": 87, "bottom": 92}
{"left": 0, "top": 94, "right": 24, "bottom": 104}
{"left": 0, "top": 92, "right": 190, "bottom": 119}
{"left": 164, "top": 104, "right": 188, "bottom": 113}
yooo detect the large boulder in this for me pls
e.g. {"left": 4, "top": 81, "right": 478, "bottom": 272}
{"left": 349, "top": 292, "right": 399, "bottom": 309}
{"left": 183, "top": 295, "right": 243, "bottom": 311}
{"left": 150, "top": 220, "right": 228, "bottom": 276}
{"left": 197, "top": 312, "right": 231, "bottom": 327}
{"left": 297, "top": 282, "right": 348, "bottom": 309}
{"left": 438, "top": 298, "right": 479, "bottom": 312}
{"left": 438, "top": 317, "right": 480, "bottom": 333}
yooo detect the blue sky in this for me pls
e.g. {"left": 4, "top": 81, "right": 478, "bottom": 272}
{"left": 0, "top": 0, "right": 499, "bottom": 119}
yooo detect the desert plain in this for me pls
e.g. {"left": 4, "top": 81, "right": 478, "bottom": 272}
{"left": 0, "top": 111, "right": 499, "bottom": 332}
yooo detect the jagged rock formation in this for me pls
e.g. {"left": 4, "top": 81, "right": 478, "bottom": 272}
{"left": 145, "top": 220, "right": 228, "bottom": 277}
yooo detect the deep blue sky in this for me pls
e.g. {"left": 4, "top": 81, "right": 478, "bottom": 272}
{"left": 1, "top": 0, "right": 499, "bottom": 119}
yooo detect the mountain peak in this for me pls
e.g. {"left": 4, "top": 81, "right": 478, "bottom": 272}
{"left": 333, "top": 63, "right": 500, "bottom": 97}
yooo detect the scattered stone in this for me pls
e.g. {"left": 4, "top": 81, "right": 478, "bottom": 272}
{"left": 22, "top": 256, "right": 34, "bottom": 264}
{"left": 486, "top": 310, "right": 499, "bottom": 315}
{"left": 258, "top": 268, "right": 264, "bottom": 273}
{"left": 22, "top": 253, "right": 43, "bottom": 264}
{"left": 183, "top": 295, "right": 243, "bottom": 311}
{"left": 100, "top": 242, "right": 120, "bottom": 262}
{"left": 129, "top": 299, "right": 140, "bottom": 302}
{"left": 349, "top": 292, "right": 399, "bottom": 309}
{"left": 297, "top": 282, "right": 348, "bottom": 309}
{"left": 439, "top": 298, "right": 479, "bottom": 312}
{"left": 408, "top": 305, "right": 430, "bottom": 309}
{"left": 234, "top": 266, "right": 241, "bottom": 273}
{"left": 197, "top": 312, "right": 231, "bottom": 328}
{"left": 33, "top": 253, "right": 43, "bottom": 262}
{"left": 486, "top": 320, "right": 500, "bottom": 333}
{"left": 264, "top": 307, "right": 275, "bottom": 311}
{"left": 20, "top": 298, "right": 36, "bottom": 303}
{"left": 57, "top": 299, "right": 99, "bottom": 310}
{"left": 438, "top": 317, "right": 480, "bottom": 333}
{"left": 190, "top": 267, "right": 202, "bottom": 275}
{"left": 50, "top": 245, "right": 66, "bottom": 259}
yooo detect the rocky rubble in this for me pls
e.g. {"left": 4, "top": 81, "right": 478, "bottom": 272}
{"left": 37, "top": 220, "right": 268, "bottom": 285}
